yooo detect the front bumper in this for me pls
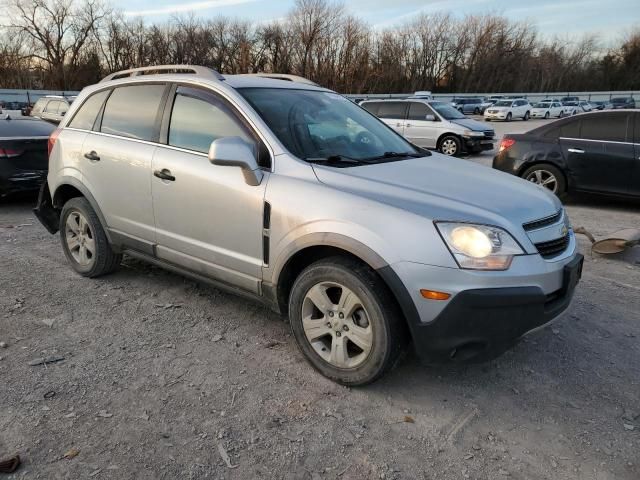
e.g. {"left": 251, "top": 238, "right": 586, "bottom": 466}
{"left": 484, "top": 111, "right": 508, "bottom": 120}
{"left": 389, "top": 250, "right": 583, "bottom": 364}
{"left": 463, "top": 137, "right": 494, "bottom": 153}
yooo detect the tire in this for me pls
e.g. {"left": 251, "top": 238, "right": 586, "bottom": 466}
{"left": 484, "top": 118, "right": 491, "bottom": 122}
{"left": 473, "top": 107, "right": 480, "bottom": 115}
{"left": 521, "top": 164, "right": 567, "bottom": 196}
{"left": 523, "top": 111, "right": 530, "bottom": 121}
{"left": 60, "top": 197, "right": 122, "bottom": 277}
{"left": 438, "top": 135, "right": 461, "bottom": 156}
{"left": 506, "top": 112, "right": 512, "bottom": 122}
{"left": 288, "top": 256, "right": 408, "bottom": 386}
{"left": 544, "top": 111, "right": 550, "bottom": 119}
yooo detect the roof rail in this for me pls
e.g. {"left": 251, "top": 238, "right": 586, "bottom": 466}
{"left": 245, "top": 73, "right": 319, "bottom": 87}
{"left": 100, "top": 65, "right": 224, "bottom": 83}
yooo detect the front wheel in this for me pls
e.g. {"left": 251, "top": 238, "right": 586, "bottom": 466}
{"left": 522, "top": 164, "right": 566, "bottom": 196}
{"left": 438, "top": 135, "right": 461, "bottom": 156}
{"left": 523, "top": 111, "right": 530, "bottom": 121}
{"left": 474, "top": 107, "right": 480, "bottom": 115}
{"left": 506, "top": 112, "right": 512, "bottom": 122}
{"left": 60, "top": 197, "right": 122, "bottom": 277}
{"left": 544, "top": 111, "right": 550, "bottom": 119}
{"left": 288, "top": 257, "right": 407, "bottom": 386}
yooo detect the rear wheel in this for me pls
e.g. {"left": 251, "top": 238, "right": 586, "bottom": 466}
{"left": 438, "top": 135, "right": 461, "bottom": 156}
{"left": 288, "top": 257, "right": 407, "bottom": 386}
{"left": 60, "top": 197, "right": 121, "bottom": 277}
{"left": 522, "top": 164, "right": 566, "bottom": 196}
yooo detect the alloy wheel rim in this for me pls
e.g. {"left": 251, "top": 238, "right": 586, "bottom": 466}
{"left": 301, "top": 281, "right": 373, "bottom": 369}
{"left": 441, "top": 139, "right": 457, "bottom": 155}
{"left": 526, "top": 169, "right": 558, "bottom": 193}
{"left": 65, "top": 211, "right": 95, "bottom": 266}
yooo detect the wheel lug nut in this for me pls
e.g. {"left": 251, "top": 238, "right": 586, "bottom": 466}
{"left": 342, "top": 325, "right": 349, "bottom": 332}
{"left": 326, "top": 322, "right": 331, "bottom": 328}
{"left": 335, "top": 331, "right": 342, "bottom": 337}
{"left": 328, "top": 312, "right": 334, "bottom": 317}
{"left": 339, "top": 313, "right": 344, "bottom": 319}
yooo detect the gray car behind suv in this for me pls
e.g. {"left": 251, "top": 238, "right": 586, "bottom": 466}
{"left": 35, "top": 65, "right": 582, "bottom": 385}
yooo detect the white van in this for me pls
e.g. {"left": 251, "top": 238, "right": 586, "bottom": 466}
{"left": 361, "top": 99, "right": 495, "bottom": 156}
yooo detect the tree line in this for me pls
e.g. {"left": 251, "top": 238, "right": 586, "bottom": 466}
{"left": 1, "top": 0, "right": 638, "bottom": 94}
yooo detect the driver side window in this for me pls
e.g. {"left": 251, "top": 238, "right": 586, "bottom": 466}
{"left": 169, "top": 88, "right": 255, "bottom": 155}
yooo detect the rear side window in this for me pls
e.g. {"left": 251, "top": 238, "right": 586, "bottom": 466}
{"left": 546, "top": 118, "right": 580, "bottom": 139}
{"left": 580, "top": 114, "right": 629, "bottom": 142}
{"left": 377, "top": 102, "right": 407, "bottom": 119}
{"left": 361, "top": 102, "right": 380, "bottom": 116}
{"left": 69, "top": 90, "right": 110, "bottom": 131}
{"left": 101, "top": 84, "right": 165, "bottom": 141}
{"left": 408, "top": 102, "right": 433, "bottom": 120}
{"left": 44, "top": 100, "right": 60, "bottom": 113}
{"left": 168, "top": 88, "right": 255, "bottom": 154}
{"left": 32, "top": 99, "right": 47, "bottom": 113}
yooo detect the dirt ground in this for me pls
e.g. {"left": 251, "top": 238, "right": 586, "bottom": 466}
{"left": 1, "top": 184, "right": 639, "bottom": 479}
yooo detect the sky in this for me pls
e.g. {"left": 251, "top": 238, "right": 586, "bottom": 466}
{"left": 114, "top": 0, "right": 640, "bottom": 42}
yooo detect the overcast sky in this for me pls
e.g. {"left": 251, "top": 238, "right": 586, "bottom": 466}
{"left": 115, "top": 0, "right": 639, "bottom": 41}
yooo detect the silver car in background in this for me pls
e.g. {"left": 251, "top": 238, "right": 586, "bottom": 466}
{"left": 361, "top": 99, "right": 495, "bottom": 156}
{"left": 35, "top": 65, "right": 583, "bottom": 385}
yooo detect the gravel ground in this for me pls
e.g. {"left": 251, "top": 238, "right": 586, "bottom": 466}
{"left": 1, "top": 146, "right": 639, "bottom": 479}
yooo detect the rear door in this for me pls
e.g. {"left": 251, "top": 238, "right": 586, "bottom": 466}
{"left": 375, "top": 102, "right": 408, "bottom": 136}
{"left": 559, "top": 112, "right": 635, "bottom": 195}
{"left": 81, "top": 83, "right": 168, "bottom": 245}
{"left": 403, "top": 102, "right": 440, "bottom": 148}
{"left": 633, "top": 113, "right": 640, "bottom": 196}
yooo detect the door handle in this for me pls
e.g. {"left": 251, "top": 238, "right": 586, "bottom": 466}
{"left": 568, "top": 148, "right": 584, "bottom": 154}
{"left": 84, "top": 151, "right": 100, "bottom": 161}
{"left": 406, "top": 123, "right": 412, "bottom": 127}
{"left": 154, "top": 169, "right": 176, "bottom": 182}
{"left": 395, "top": 123, "right": 403, "bottom": 127}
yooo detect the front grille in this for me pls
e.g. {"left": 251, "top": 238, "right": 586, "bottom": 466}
{"left": 523, "top": 210, "right": 562, "bottom": 231}
{"left": 483, "top": 130, "right": 495, "bottom": 139}
{"left": 488, "top": 109, "right": 497, "bottom": 113}
{"left": 534, "top": 233, "right": 570, "bottom": 259}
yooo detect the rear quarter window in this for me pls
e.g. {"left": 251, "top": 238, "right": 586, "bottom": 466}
{"left": 377, "top": 102, "right": 407, "bottom": 119}
{"left": 68, "top": 90, "right": 110, "bottom": 131}
{"left": 361, "top": 102, "right": 380, "bottom": 116}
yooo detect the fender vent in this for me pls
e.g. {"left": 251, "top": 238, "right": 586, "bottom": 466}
{"left": 262, "top": 202, "right": 271, "bottom": 265}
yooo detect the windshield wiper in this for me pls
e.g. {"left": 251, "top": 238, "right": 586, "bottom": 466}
{"left": 361, "top": 151, "right": 425, "bottom": 162}
{"left": 305, "top": 155, "right": 365, "bottom": 165}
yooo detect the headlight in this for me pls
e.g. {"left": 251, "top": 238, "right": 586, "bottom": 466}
{"left": 436, "top": 222, "right": 524, "bottom": 270}
{"left": 462, "top": 130, "right": 485, "bottom": 137}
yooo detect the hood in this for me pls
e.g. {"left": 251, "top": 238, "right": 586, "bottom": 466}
{"left": 450, "top": 118, "right": 491, "bottom": 131}
{"left": 312, "top": 155, "right": 561, "bottom": 234}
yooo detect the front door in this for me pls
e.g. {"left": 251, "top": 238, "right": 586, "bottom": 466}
{"left": 403, "top": 102, "right": 440, "bottom": 149}
{"left": 151, "top": 86, "right": 268, "bottom": 294}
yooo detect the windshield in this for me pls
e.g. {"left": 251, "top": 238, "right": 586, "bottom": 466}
{"left": 534, "top": 102, "right": 551, "bottom": 108}
{"left": 429, "top": 102, "right": 465, "bottom": 119}
{"left": 239, "top": 88, "right": 420, "bottom": 163}
{"left": 493, "top": 101, "right": 513, "bottom": 107}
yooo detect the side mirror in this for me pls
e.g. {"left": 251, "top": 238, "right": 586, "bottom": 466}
{"left": 425, "top": 114, "right": 436, "bottom": 121}
{"left": 208, "top": 137, "right": 263, "bottom": 186}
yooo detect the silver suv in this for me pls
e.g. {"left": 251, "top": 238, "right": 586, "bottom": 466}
{"left": 34, "top": 65, "right": 583, "bottom": 385}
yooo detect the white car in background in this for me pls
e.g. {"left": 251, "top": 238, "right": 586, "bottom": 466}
{"left": 561, "top": 101, "right": 580, "bottom": 116}
{"left": 484, "top": 98, "right": 532, "bottom": 122}
{"left": 530, "top": 101, "right": 565, "bottom": 119}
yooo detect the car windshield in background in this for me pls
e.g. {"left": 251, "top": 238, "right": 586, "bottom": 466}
{"left": 239, "top": 88, "right": 420, "bottom": 164}
{"left": 429, "top": 102, "right": 465, "bottom": 119}
{"left": 534, "top": 102, "right": 552, "bottom": 108}
{"left": 493, "top": 101, "right": 512, "bottom": 107}
{"left": 611, "top": 98, "right": 629, "bottom": 103}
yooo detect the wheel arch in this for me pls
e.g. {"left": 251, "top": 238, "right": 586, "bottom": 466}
{"left": 268, "top": 235, "right": 420, "bottom": 332}
{"left": 52, "top": 178, "right": 113, "bottom": 244}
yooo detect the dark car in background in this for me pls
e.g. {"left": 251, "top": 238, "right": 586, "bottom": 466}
{"left": 611, "top": 97, "right": 635, "bottom": 109}
{"left": 590, "top": 100, "right": 612, "bottom": 110}
{"left": 492, "top": 110, "right": 639, "bottom": 198}
{"left": 0, "top": 115, "right": 55, "bottom": 197}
